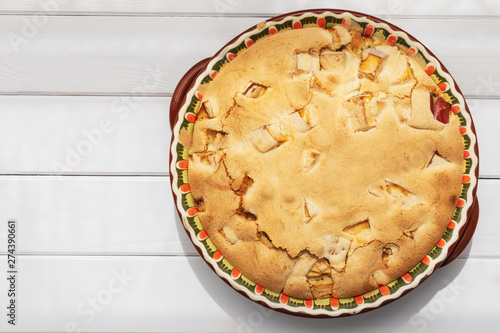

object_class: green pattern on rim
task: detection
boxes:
[170,11,478,316]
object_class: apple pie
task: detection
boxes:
[187,25,463,299]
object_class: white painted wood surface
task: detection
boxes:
[0,256,498,332]
[0,1,498,332]
[0,96,171,175]
[0,16,500,97]
[0,0,499,17]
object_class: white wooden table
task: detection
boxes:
[0,1,499,332]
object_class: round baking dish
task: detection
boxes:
[169,9,479,317]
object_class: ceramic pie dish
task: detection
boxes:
[169,9,479,317]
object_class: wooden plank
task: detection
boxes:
[470,99,500,178]
[0,16,500,96]
[0,256,498,332]
[0,176,190,255]
[0,176,496,258]
[0,0,498,17]
[0,96,171,174]
[0,96,497,177]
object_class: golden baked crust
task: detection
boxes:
[188,26,463,299]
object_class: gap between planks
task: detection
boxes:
[0,12,499,20]
[0,174,498,180]
[0,254,496,260]
[0,92,499,99]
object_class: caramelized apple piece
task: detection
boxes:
[205,129,227,150]
[191,152,216,166]
[306,259,331,278]
[296,52,319,73]
[408,89,445,130]
[328,25,352,50]
[221,225,239,244]
[432,97,451,124]
[369,181,420,206]
[298,108,312,126]
[285,111,311,132]
[235,174,254,196]
[298,103,318,128]
[307,275,333,298]
[257,231,274,249]
[303,150,320,171]
[197,104,210,119]
[361,95,377,126]
[243,82,267,98]
[344,220,371,244]
[265,123,288,143]
[303,199,319,223]
[360,49,387,80]
[323,235,351,271]
[386,181,412,197]
[319,50,346,71]
[427,151,450,168]
[248,126,280,153]
[200,100,216,118]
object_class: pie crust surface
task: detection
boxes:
[187,26,463,299]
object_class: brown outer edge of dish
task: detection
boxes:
[168,8,480,317]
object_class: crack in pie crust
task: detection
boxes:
[187,26,463,299]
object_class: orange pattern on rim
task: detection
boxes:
[255,285,264,295]
[185,113,197,123]
[245,38,255,47]
[197,230,208,241]
[379,285,390,296]
[437,239,446,248]
[402,273,412,283]
[317,17,326,28]
[364,24,374,37]
[213,250,223,261]
[438,82,448,91]
[177,161,189,169]
[341,18,351,29]
[406,47,416,57]
[179,184,190,193]
[425,65,435,75]
[330,297,339,309]
[386,35,397,45]
[187,207,198,217]
[231,268,241,279]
